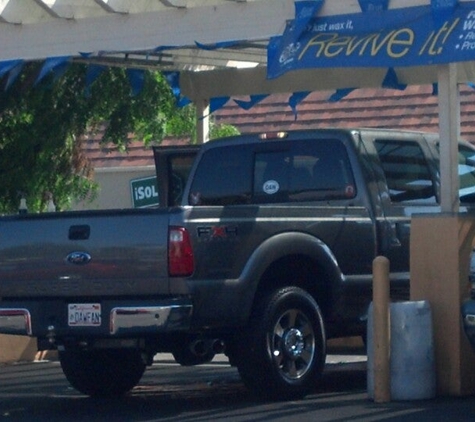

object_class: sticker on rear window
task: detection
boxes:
[263,180,279,195]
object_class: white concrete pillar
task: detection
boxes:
[195,99,210,144]
[437,63,460,213]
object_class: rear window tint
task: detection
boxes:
[188,139,356,206]
[253,139,356,203]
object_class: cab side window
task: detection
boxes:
[451,144,475,203]
[375,140,436,203]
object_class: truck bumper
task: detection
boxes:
[0,298,193,338]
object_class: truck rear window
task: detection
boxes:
[253,140,355,203]
[188,139,356,206]
[189,145,253,206]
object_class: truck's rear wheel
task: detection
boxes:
[59,349,146,397]
[236,286,326,400]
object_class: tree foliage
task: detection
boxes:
[0,62,237,214]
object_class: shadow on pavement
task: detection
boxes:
[0,343,474,422]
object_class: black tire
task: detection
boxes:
[59,349,146,397]
[235,286,326,400]
[172,347,215,366]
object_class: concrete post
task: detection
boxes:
[410,214,475,395]
[372,256,391,403]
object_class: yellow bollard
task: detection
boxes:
[372,256,391,403]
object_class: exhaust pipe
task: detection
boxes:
[190,338,225,356]
[190,339,207,357]
[211,339,225,354]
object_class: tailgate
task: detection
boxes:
[0,209,170,297]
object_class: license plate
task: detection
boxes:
[68,303,101,327]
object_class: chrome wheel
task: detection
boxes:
[270,308,316,381]
[235,286,326,400]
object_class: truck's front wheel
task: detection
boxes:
[59,349,146,397]
[236,286,326,400]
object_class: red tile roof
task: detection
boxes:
[82,132,188,168]
[215,84,475,138]
[84,84,475,168]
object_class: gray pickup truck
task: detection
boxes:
[1,128,475,400]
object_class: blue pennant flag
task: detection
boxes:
[382,68,407,90]
[177,96,192,108]
[50,61,70,84]
[164,71,191,107]
[35,56,71,86]
[210,96,230,114]
[288,91,310,120]
[358,0,389,12]
[195,40,240,50]
[164,71,181,99]
[154,45,181,52]
[328,88,356,102]
[293,1,324,40]
[234,94,268,110]
[431,0,459,28]
[0,60,23,78]
[84,64,107,97]
[127,69,145,96]
[5,61,24,90]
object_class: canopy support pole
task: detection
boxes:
[410,64,475,397]
[438,63,460,213]
[195,98,210,144]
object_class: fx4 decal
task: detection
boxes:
[196,225,238,241]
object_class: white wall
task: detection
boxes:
[73,166,156,210]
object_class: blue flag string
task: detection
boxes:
[5,62,24,90]
[127,69,145,96]
[234,94,268,110]
[35,56,71,86]
[328,88,356,102]
[382,68,407,90]
[289,91,311,120]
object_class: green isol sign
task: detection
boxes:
[130,176,159,208]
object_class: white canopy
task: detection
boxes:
[0,0,473,100]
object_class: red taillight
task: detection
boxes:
[168,227,194,277]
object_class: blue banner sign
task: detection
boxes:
[267,2,475,79]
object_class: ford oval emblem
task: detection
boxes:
[66,251,92,265]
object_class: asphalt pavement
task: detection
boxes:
[0,344,473,421]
